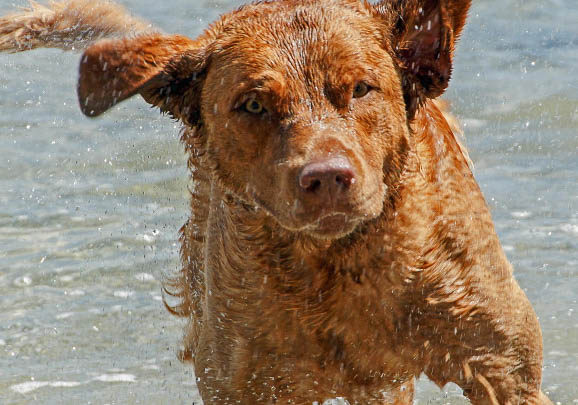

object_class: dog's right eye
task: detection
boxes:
[242,99,266,114]
[352,82,371,98]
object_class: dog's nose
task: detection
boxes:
[299,157,355,194]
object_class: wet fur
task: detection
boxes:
[0,1,553,404]
[0,0,153,52]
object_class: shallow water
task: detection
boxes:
[0,0,576,404]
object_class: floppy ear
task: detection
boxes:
[374,0,471,116]
[78,33,209,126]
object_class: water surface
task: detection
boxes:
[1,0,576,403]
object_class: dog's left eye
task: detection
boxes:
[352,82,371,98]
[243,99,266,114]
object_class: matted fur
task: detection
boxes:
[0,1,554,404]
[0,0,154,52]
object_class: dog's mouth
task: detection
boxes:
[244,184,384,239]
[251,198,364,239]
[305,212,352,233]
[302,213,359,238]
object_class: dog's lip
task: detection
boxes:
[246,187,383,235]
[302,212,357,233]
[295,188,384,227]
[315,212,348,224]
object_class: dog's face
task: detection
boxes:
[77,0,471,239]
[201,2,408,238]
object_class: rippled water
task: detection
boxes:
[1,0,576,403]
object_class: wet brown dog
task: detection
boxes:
[1,0,553,404]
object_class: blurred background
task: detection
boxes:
[0,0,576,403]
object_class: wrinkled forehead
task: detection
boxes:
[209,2,389,87]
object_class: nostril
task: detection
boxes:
[299,170,321,192]
[305,178,321,193]
[335,171,354,188]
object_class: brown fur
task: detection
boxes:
[0,1,554,404]
[0,0,153,52]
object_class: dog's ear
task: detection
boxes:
[374,0,471,115]
[78,34,209,126]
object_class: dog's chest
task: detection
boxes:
[301,258,421,382]
[205,212,421,384]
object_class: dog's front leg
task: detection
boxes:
[416,277,553,405]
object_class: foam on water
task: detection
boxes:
[10,373,137,395]
[135,272,155,282]
[113,290,134,298]
[93,373,137,383]
[11,381,83,394]
[560,224,578,235]
[511,210,532,219]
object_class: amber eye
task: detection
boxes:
[352,82,370,98]
[243,99,265,114]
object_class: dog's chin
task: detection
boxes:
[300,213,362,240]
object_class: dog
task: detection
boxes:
[0,0,554,403]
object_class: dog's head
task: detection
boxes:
[78,0,470,239]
